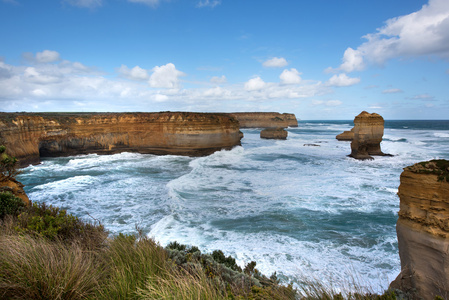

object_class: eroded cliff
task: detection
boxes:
[391,160,449,299]
[347,111,388,159]
[228,112,298,128]
[0,112,241,167]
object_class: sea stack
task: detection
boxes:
[390,160,449,299]
[348,111,386,160]
[260,127,288,140]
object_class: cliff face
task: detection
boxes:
[0,112,241,167]
[391,160,449,299]
[348,111,387,159]
[0,178,30,205]
[260,127,288,140]
[228,112,298,128]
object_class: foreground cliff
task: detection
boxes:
[345,111,388,159]
[0,112,241,167]
[228,112,298,128]
[391,160,449,299]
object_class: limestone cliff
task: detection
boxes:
[0,112,241,167]
[228,112,298,128]
[348,111,388,159]
[260,127,288,140]
[336,129,354,141]
[0,178,30,205]
[390,160,449,299]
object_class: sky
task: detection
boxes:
[0,0,448,120]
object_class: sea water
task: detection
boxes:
[17,120,449,292]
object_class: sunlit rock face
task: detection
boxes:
[348,111,386,160]
[0,112,241,167]
[390,160,449,299]
[336,129,354,141]
[260,127,288,140]
[0,178,30,205]
[228,112,298,128]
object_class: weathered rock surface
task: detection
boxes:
[390,160,449,299]
[260,127,288,140]
[348,111,388,159]
[0,178,30,205]
[0,112,241,167]
[336,129,354,141]
[228,112,298,128]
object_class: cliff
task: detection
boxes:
[348,111,388,159]
[260,127,288,140]
[228,112,298,128]
[390,160,449,299]
[0,112,241,167]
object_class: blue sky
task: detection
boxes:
[0,0,448,119]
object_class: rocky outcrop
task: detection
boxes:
[228,113,298,128]
[336,129,354,141]
[390,160,449,299]
[347,111,388,160]
[0,112,241,167]
[260,128,288,140]
[0,179,30,205]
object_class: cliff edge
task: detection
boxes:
[228,112,298,128]
[390,160,449,299]
[0,112,241,167]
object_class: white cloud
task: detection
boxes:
[128,0,160,7]
[149,63,185,89]
[312,100,342,107]
[382,88,403,94]
[197,0,221,8]
[23,67,62,84]
[64,0,102,8]
[334,0,449,72]
[210,75,227,84]
[262,57,288,68]
[118,65,149,81]
[327,73,360,87]
[244,76,266,91]
[35,50,61,63]
[279,68,301,84]
[203,86,231,97]
[411,93,435,100]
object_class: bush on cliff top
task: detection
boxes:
[410,159,449,182]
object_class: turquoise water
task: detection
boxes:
[18,120,449,292]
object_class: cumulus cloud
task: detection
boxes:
[262,57,288,68]
[128,0,160,7]
[118,65,149,81]
[244,76,266,91]
[382,88,403,94]
[149,63,185,89]
[64,0,102,8]
[327,73,360,87]
[35,50,61,63]
[312,100,343,107]
[210,75,227,84]
[203,86,231,97]
[280,68,301,84]
[197,0,221,8]
[333,0,449,72]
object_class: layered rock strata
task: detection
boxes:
[391,160,449,299]
[228,112,298,128]
[260,128,288,140]
[348,111,388,159]
[0,112,241,167]
[336,129,354,141]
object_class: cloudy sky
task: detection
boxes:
[1,0,448,119]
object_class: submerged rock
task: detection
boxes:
[390,160,449,299]
[260,127,288,140]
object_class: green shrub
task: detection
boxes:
[0,191,25,219]
[0,145,21,181]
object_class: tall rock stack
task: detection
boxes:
[390,160,449,299]
[349,111,386,159]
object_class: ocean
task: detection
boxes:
[17,120,449,293]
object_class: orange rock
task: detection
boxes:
[0,178,30,205]
[348,111,388,159]
[0,112,241,167]
[228,112,298,128]
[260,127,288,140]
[336,129,354,141]
[390,160,449,299]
